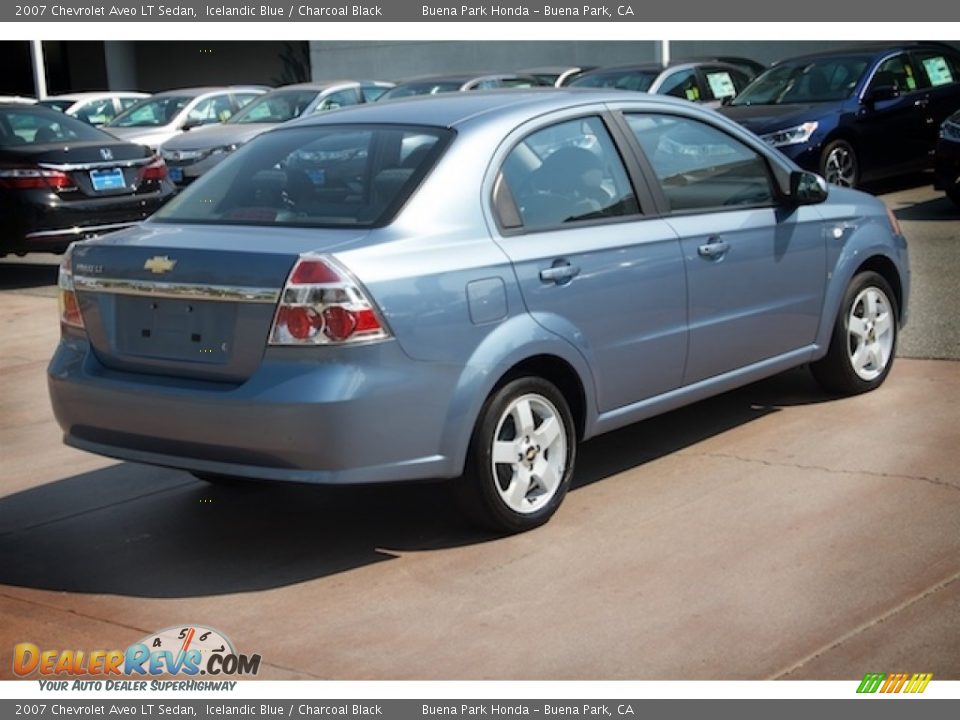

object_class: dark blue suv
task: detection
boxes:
[719,43,960,187]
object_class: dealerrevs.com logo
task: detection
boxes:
[13,625,261,680]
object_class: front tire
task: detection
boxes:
[454,377,576,533]
[820,139,859,188]
[811,271,898,395]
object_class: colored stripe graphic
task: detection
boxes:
[857,672,932,693]
[857,673,886,693]
[904,673,933,694]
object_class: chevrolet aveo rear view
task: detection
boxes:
[48,90,910,533]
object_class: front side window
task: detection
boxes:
[109,96,191,128]
[152,124,451,228]
[658,69,700,101]
[187,95,233,125]
[315,89,360,112]
[73,98,117,125]
[231,90,319,124]
[869,54,919,94]
[497,116,639,231]
[626,114,775,212]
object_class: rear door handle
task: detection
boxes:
[698,238,730,259]
[539,263,581,284]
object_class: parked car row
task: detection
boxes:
[2,42,958,258]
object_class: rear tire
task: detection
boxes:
[946,181,960,209]
[811,271,898,395]
[454,377,576,533]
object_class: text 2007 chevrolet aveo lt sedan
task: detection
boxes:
[49,90,910,533]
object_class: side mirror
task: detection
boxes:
[720,95,734,107]
[180,119,201,131]
[789,170,828,205]
[865,84,899,104]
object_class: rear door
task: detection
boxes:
[491,113,688,413]
[909,48,960,154]
[858,52,931,175]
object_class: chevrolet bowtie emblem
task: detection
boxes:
[144,256,177,274]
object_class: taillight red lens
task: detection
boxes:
[290,259,341,285]
[269,255,389,346]
[322,306,357,341]
[139,157,168,181]
[0,167,74,190]
[57,244,85,331]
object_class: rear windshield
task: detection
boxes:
[152,124,452,228]
[0,106,116,146]
[569,69,659,92]
[380,81,464,100]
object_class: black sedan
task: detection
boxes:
[0,103,175,256]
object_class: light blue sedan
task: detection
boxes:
[49,90,909,533]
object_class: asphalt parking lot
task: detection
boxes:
[0,180,958,680]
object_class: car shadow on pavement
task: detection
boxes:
[891,194,960,222]
[0,261,59,290]
[0,367,837,599]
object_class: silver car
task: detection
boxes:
[160,81,393,187]
[39,92,150,127]
[49,90,909,533]
[570,61,754,107]
[104,86,267,150]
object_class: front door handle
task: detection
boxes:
[539,263,581,284]
[698,238,730,259]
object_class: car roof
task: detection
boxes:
[43,91,148,101]
[772,42,960,65]
[283,87,700,130]
[261,81,389,93]
[149,86,265,98]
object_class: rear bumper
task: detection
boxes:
[0,186,174,254]
[48,336,464,483]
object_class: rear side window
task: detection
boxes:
[152,124,451,228]
[702,68,746,101]
[626,114,774,213]
[912,52,958,87]
[496,116,640,231]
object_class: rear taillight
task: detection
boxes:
[0,167,75,190]
[139,156,168,181]
[58,244,85,331]
[269,256,389,346]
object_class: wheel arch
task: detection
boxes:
[854,254,904,322]
[440,315,598,478]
